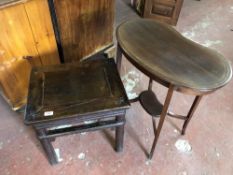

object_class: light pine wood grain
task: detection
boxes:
[0,0,60,109]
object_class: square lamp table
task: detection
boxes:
[24,59,130,165]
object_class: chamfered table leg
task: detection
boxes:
[116,44,123,72]
[115,115,125,152]
[181,95,203,135]
[149,85,174,159]
[35,128,58,165]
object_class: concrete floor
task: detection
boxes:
[0,0,233,174]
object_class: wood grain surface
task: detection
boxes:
[24,0,60,65]
[117,19,232,95]
[143,0,184,25]
[25,59,129,124]
[0,0,60,109]
[53,0,114,62]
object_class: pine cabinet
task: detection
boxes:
[0,0,60,109]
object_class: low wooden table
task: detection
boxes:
[24,59,130,165]
[116,19,232,159]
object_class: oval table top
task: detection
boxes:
[116,19,232,95]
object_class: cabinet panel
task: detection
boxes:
[144,0,184,25]
[0,1,60,109]
[54,0,114,62]
[24,0,60,65]
[0,4,41,109]
[0,4,42,65]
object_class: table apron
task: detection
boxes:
[33,109,127,129]
[38,119,125,139]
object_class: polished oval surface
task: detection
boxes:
[117,19,232,93]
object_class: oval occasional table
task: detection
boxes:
[116,19,232,159]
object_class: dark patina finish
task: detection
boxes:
[25,58,130,165]
[116,19,232,159]
[117,19,232,95]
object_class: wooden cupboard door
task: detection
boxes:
[143,0,184,25]
[24,0,60,65]
[0,1,60,110]
[0,4,41,109]
[53,0,114,62]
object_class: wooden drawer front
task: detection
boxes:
[143,0,183,25]
[152,3,174,17]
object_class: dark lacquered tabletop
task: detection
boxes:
[25,59,130,124]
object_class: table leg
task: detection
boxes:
[181,96,202,135]
[148,78,153,91]
[35,128,58,165]
[116,44,123,72]
[49,137,56,142]
[115,115,125,152]
[152,117,157,135]
[149,85,174,159]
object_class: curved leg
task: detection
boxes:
[181,96,202,135]
[149,85,174,159]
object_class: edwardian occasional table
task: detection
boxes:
[116,19,232,159]
[24,59,130,165]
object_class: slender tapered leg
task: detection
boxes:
[116,44,123,72]
[152,117,157,135]
[35,128,58,165]
[149,85,174,159]
[181,96,203,135]
[148,78,153,91]
[115,115,125,152]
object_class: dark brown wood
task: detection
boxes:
[25,59,130,165]
[116,19,232,160]
[35,128,58,165]
[167,111,186,120]
[152,117,156,135]
[128,97,139,103]
[143,0,184,25]
[116,44,123,72]
[181,96,203,135]
[139,90,163,117]
[149,85,174,159]
[115,115,125,152]
[139,91,202,135]
[116,19,232,95]
[25,59,129,124]
[148,78,153,91]
[40,119,125,139]
[33,109,127,129]
[53,0,115,62]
